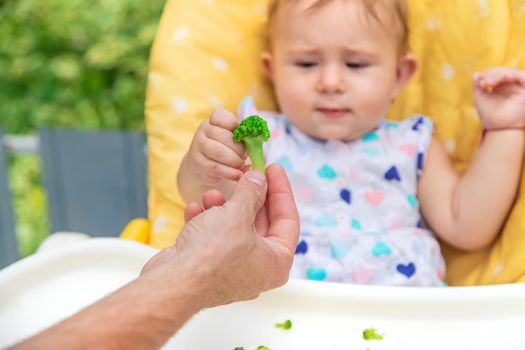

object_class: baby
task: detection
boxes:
[178,0,525,286]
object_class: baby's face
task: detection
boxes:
[263,0,412,141]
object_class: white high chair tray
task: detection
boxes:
[0,238,157,348]
[0,238,524,350]
[169,280,525,350]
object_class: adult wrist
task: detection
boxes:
[142,254,208,317]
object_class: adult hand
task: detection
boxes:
[143,163,299,308]
[13,164,298,350]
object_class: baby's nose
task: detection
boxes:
[317,65,346,93]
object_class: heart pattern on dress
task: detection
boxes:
[364,192,385,207]
[307,267,328,281]
[396,262,416,278]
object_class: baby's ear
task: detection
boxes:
[261,51,274,79]
[393,53,418,97]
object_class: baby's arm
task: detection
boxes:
[177,109,247,204]
[418,68,525,251]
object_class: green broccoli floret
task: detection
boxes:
[233,347,246,350]
[233,115,270,172]
[255,346,271,350]
[363,328,384,340]
[275,319,293,330]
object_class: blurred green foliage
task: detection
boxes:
[8,155,48,257]
[0,0,165,132]
[0,0,165,255]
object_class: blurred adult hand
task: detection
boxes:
[142,163,300,308]
[13,164,299,350]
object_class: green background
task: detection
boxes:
[0,0,166,256]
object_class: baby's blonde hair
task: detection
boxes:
[266,0,409,55]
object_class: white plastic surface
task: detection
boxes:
[168,281,525,349]
[0,238,157,348]
[36,231,91,253]
[1,238,525,349]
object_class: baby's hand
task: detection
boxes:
[473,67,525,130]
[186,109,247,185]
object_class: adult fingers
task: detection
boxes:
[226,170,268,226]
[254,202,269,237]
[202,189,226,209]
[264,164,300,253]
[184,202,203,223]
[184,191,225,224]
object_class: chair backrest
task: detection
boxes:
[39,128,147,237]
[0,129,19,269]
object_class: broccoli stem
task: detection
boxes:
[243,136,266,172]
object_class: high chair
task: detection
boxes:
[145,0,525,286]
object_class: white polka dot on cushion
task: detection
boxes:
[209,95,222,108]
[517,2,525,13]
[153,216,168,233]
[172,27,189,44]
[148,72,160,89]
[425,19,440,31]
[441,64,455,81]
[171,98,188,114]
[466,106,479,121]
[493,262,504,276]
[478,0,490,18]
[213,57,229,71]
[148,133,162,149]
[255,5,266,15]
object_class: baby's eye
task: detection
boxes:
[295,61,317,68]
[346,62,368,69]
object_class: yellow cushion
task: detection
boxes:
[387,1,525,285]
[145,0,275,248]
[145,0,525,285]
[119,218,151,244]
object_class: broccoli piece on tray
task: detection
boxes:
[363,328,384,340]
[275,319,293,330]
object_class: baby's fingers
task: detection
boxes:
[201,140,245,180]
[475,67,523,92]
[200,157,244,181]
[205,124,246,158]
[209,108,239,131]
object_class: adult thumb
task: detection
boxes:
[228,170,268,223]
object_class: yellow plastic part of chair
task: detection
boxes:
[119,218,151,244]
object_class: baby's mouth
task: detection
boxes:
[316,108,351,119]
